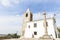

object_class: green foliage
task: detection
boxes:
[57,27,60,38]
[11,33,20,38]
[58,33,60,38]
[7,33,20,38]
[0,33,20,39]
[57,28,60,32]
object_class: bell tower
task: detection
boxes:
[21,8,33,37]
[23,8,33,22]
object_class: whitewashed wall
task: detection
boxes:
[24,18,56,38]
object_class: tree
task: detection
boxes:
[57,27,60,38]
[57,28,60,32]
[11,33,20,38]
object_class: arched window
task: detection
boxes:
[26,13,28,17]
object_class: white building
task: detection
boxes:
[21,9,57,39]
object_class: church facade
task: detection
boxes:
[21,9,57,39]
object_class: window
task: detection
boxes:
[26,13,28,17]
[34,31,37,35]
[28,25,30,28]
[34,23,37,27]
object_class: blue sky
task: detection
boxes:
[0,0,60,35]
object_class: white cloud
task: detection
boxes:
[10,0,20,4]
[0,15,23,34]
[0,0,20,7]
[33,12,60,27]
[33,12,42,20]
[0,0,60,7]
[0,11,60,34]
[19,0,60,4]
[0,0,60,35]
[33,12,55,20]
[0,0,10,7]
